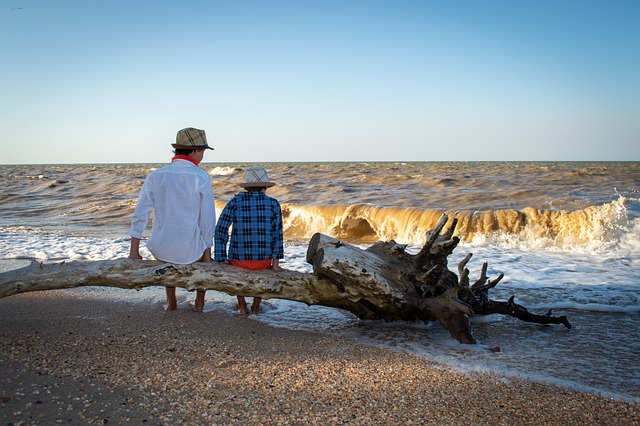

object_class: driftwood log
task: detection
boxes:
[0,215,570,344]
[306,214,571,343]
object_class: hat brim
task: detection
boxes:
[239,182,276,188]
[172,144,214,150]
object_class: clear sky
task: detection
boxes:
[1,0,639,164]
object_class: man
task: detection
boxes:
[129,127,215,312]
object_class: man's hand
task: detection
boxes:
[201,248,213,262]
[129,237,143,260]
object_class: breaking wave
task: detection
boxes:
[279,197,635,252]
[209,166,241,176]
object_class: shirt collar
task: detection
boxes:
[171,154,198,166]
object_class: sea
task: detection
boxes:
[0,161,638,402]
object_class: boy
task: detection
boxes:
[214,166,284,314]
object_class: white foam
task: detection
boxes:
[209,166,240,176]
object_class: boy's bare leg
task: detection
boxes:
[237,296,249,315]
[165,286,177,311]
[251,297,262,314]
[189,290,206,313]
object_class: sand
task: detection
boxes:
[0,287,638,426]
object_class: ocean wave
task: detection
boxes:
[537,302,640,313]
[280,197,635,252]
[209,166,241,176]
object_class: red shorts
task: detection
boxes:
[230,259,272,271]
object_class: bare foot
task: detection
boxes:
[237,296,249,315]
[250,304,260,314]
[165,287,177,311]
[188,301,204,313]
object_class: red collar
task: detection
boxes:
[171,155,198,166]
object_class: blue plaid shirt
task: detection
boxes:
[214,191,284,262]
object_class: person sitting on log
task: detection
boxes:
[129,127,216,312]
[214,166,285,315]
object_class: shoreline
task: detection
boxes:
[1,287,638,425]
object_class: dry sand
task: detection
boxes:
[0,288,638,426]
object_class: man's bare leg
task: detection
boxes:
[189,290,206,313]
[165,286,177,311]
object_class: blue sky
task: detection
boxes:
[1,0,638,164]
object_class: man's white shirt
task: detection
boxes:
[130,159,215,264]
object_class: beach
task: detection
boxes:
[1,162,639,424]
[1,286,638,425]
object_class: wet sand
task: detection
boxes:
[0,286,638,426]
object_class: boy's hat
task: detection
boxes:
[239,166,276,188]
[172,127,214,150]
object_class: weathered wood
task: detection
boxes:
[0,260,338,304]
[0,215,571,344]
[307,222,478,342]
[305,215,570,343]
